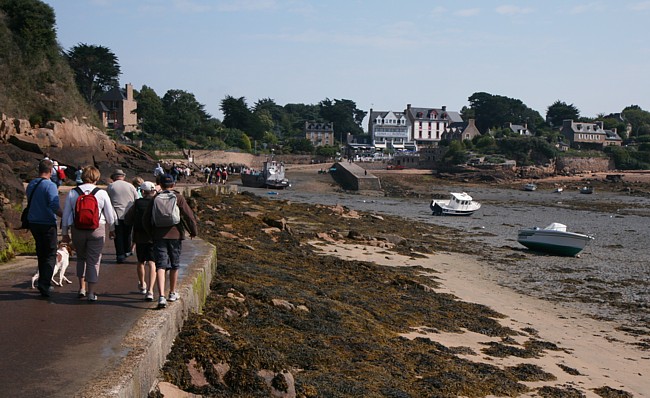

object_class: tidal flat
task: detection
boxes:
[158,170,649,397]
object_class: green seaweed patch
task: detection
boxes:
[592,385,634,398]
[537,385,586,398]
[557,363,582,376]
[506,363,556,382]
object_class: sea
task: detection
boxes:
[246,183,650,330]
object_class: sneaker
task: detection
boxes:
[138,282,147,294]
[157,296,167,308]
[125,251,133,257]
[145,291,154,301]
[77,289,86,298]
[168,292,179,302]
[87,294,98,302]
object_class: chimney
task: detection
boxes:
[126,83,133,100]
[441,105,446,111]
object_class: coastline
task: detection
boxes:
[158,165,650,396]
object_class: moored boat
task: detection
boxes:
[580,186,594,194]
[430,192,481,216]
[517,223,594,256]
[241,159,290,189]
[523,182,537,191]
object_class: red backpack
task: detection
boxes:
[56,166,66,181]
[74,187,101,230]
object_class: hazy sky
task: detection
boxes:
[45,0,650,125]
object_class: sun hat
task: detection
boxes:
[111,169,126,179]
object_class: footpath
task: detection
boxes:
[0,231,216,397]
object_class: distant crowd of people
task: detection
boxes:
[24,157,198,309]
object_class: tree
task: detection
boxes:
[66,43,121,103]
[622,105,650,138]
[546,100,580,128]
[468,92,544,134]
[135,85,165,133]
[0,0,56,56]
[161,89,210,143]
[220,95,252,132]
[319,98,366,140]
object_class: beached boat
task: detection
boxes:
[240,159,290,189]
[517,223,594,256]
[523,183,537,191]
[430,192,481,216]
[580,186,594,194]
[554,187,564,193]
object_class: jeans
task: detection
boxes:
[29,223,58,289]
[114,221,133,259]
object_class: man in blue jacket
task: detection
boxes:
[26,159,62,297]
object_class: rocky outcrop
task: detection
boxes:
[0,114,155,262]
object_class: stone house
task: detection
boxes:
[441,119,481,142]
[95,83,138,132]
[507,122,531,136]
[305,121,334,147]
[560,119,622,149]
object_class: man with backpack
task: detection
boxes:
[61,166,117,302]
[107,169,139,264]
[143,174,198,308]
[124,181,158,301]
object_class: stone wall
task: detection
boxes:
[556,156,614,174]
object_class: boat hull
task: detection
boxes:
[517,229,592,256]
[240,173,267,188]
[430,201,480,216]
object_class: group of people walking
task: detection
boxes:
[25,159,198,308]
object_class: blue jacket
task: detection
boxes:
[26,178,60,226]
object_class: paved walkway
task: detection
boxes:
[0,233,215,397]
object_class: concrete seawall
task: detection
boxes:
[79,239,217,397]
[331,162,381,191]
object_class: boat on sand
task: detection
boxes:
[517,223,594,256]
[241,159,290,189]
[430,192,481,216]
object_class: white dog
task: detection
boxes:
[31,244,73,288]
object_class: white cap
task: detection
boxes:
[140,181,156,191]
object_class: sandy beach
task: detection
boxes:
[310,240,649,396]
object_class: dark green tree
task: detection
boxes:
[546,100,580,128]
[66,43,121,103]
[161,89,210,143]
[0,0,56,56]
[622,105,650,138]
[135,85,165,133]
[319,98,366,140]
[468,92,544,134]
[220,95,252,132]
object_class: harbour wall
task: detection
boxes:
[331,161,381,191]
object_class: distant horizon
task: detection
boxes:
[45,0,650,125]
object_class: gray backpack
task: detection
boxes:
[151,191,181,227]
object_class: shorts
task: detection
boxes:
[136,242,155,263]
[153,239,182,270]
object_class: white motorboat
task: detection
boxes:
[430,192,481,216]
[517,223,594,256]
[523,183,537,191]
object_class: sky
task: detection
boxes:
[45,0,650,127]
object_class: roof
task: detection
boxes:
[450,192,474,201]
[98,86,126,101]
[406,106,463,123]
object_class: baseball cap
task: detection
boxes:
[140,181,156,191]
[160,174,174,186]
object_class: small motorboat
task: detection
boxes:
[430,192,481,216]
[554,186,564,193]
[580,186,594,194]
[517,223,594,256]
[523,183,537,191]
